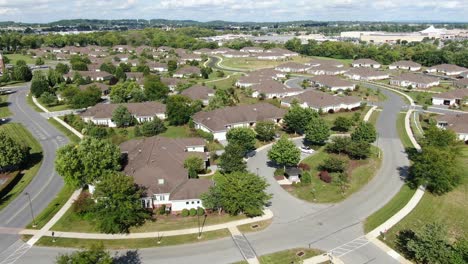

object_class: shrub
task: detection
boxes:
[298,163,311,171]
[319,171,332,183]
[319,156,347,173]
[274,168,285,176]
[72,192,94,215]
[181,209,189,217]
[87,126,108,139]
[189,208,197,216]
[301,171,312,184]
[197,207,205,216]
[158,204,166,215]
[195,129,214,141]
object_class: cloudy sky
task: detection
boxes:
[1,0,467,23]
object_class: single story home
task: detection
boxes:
[305,59,344,68]
[173,66,202,78]
[120,137,213,212]
[351,59,381,69]
[307,65,348,76]
[235,69,285,88]
[435,114,468,142]
[64,71,113,82]
[389,60,422,71]
[344,68,389,81]
[426,64,468,76]
[390,73,440,89]
[251,79,304,99]
[432,89,468,106]
[161,77,187,92]
[80,101,166,127]
[193,103,286,141]
[79,83,110,96]
[311,76,356,91]
[240,47,264,53]
[256,52,287,60]
[180,85,215,105]
[281,90,362,113]
[125,72,144,82]
[223,50,250,58]
[454,78,468,89]
[193,48,213,55]
[275,62,310,73]
[147,61,168,72]
[266,48,298,57]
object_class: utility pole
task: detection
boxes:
[24,192,36,227]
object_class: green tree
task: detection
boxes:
[111,105,134,127]
[13,63,32,82]
[319,156,347,172]
[55,63,70,75]
[218,143,247,174]
[144,75,169,100]
[422,125,458,149]
[39,92,57,106]
[226,127,256,155]
[268,135,301,169]
[70,85,102,108]
[203,171,271,217]
[305,117,330,145]
[168,60,177,72]
[30,72,50,97]
[99,62,116,74]
[0,131,29,170]
[184,155,205,178]
[346,141,371,160]
[56,244,112,264]
[166,95,202,126]
[301,171,312,185]
[351,122,377,143]
[93,172,150,234]
[71,61,88,71]
[55,138,121,188]
[409,146,461,194]
[254,120,276,142]
[283,104,318,134]
[140,117,166,137]
[333,116,353,132]
[35,57,45,66]
[114,66,126,81]
[326,136,351,154]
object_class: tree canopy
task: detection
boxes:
[111,105,134,127]
[56,244,113,264]
[254,120,276,142]
[268,135,301,168]
[184,155,205,178]
[305,116,330,145]
[351,122,377,143]
[139,117,166,137]
[226,127,256,155]
[283,104,318,134]
[218,143,247,174]
[166,95,202,126]
[0,131,29,170]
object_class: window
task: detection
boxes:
[186,202,189,205]
[191,201,194,204]
[197,201,200,204]
[158,179,164,185]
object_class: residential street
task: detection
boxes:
[0,86,68,261]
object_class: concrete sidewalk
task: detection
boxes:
[20,209,273,240]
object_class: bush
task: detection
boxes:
[195,129,214,141]
[301,171,312,184]
[274,168,285,176]
[298,162,311,171]
[197,207,205,216]
[158,204,166,215]
[319,156,347,173]
[72,192,94,215]
[87,126,108,139]
[189,208,197,216]
[181,209,189,217]
[319,171,332,183]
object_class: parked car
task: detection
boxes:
[300,146,314,154]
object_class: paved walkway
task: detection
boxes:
[363,105,378,122]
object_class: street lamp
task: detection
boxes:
[24,192,36,227]
[197,212,208,239]
[256,167,259,176]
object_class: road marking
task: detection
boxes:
[0,242,31,264]
[329,236,370,258]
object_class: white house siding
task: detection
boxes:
[330,85,355,91]
[171,199,204,212]
[186,146,205,152]
[457,133,468,141]
[432,97,455,106]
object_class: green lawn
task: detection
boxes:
[36,229,230,249]
[47,118,81,144]
[237,219,272,234]
[286,146,382,203]
[0,123,43,211]
[160,125,192,138]
[351,87,387,102]
[205,74,239,90]
[368,110,381,126]
[26,93,44,112]
[0,94,12,118]
[44,103,73,112]
[310,56,353,65]
[221,56,311,70]
[322,107,369,128]
[404,91,433,106]
[364,184,416,233]
[27,184,75,229]
[383,146,468,249]
[396,113,413,149]
[4,54,35,64]
[410,112,424,141]
[234,248,324,264]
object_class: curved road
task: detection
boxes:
[0,86,68,261]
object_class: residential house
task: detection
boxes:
[426,64,468,76]
[64,71,113,82]
[180,85,215,105]
[147,61,168,72]
[113,45,133,53]
[173,66,202,78]
[256,52,287,60]
[240,47,264,53]
[266,48,298,57]
[235,69,285,88]
[211,48,234,54]
[120,136,213,211]
[193,103,286,140]
[389,60,422,71]
[432,89,468,106]
[223,50,250,58]
[79,83,110,96]
[310,76,356,91]
[161,77,187,92]
[307,65,349,76]
[125,72,144,82]
[157,46,173,52]
[435,114,468,141]
[390,73,440,88]
[454,78,468,89]
[251,79,304,99]
[275,62,310,73]
[179,53,203,64]
[80,101,166,127]
[193,48,213,55]
[344,68,389,81]
[305,59,344,68]
[351,59,381,69]
[281,90,362,113]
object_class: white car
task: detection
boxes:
[300,146,314,154]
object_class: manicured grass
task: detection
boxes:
[4,54,35,64]
[205,74,239,90]
[221,56,311,70]
[310,56,353,65]
[322,107,369,128]
[0,123,43,211]
[351,87,387,102]
[36,229,231,249]
[364,184,416,233]
[0,94,12,118]
[27,184,75,229]
[383,147,468,249]
[286,146,382,203]
[26,93,44,112]
[52,204,246,233]
[396,113,413,149]
[44,103,73,112]
[232,248,323,264]
[160,125,192,138]
[47,118,81,143]
[410,112,424,141]
[237,219,272,234]
[368,110,381,126]
[404,91,433,106]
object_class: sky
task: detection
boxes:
[0,0,467,23]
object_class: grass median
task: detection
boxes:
[47,118,81,143]
[36,229,230,249]
[234,248,324,264]
[0,94,12,118]
[396,113,413,149]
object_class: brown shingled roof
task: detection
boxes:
[81,101,166,119]
[181,85,214,101]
